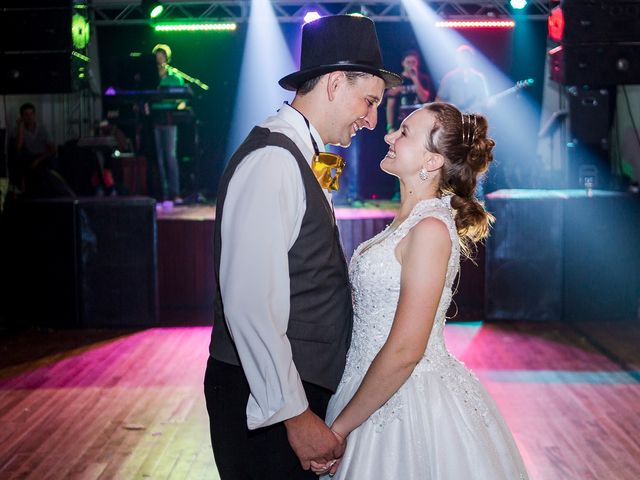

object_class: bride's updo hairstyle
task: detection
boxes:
[423,102,495,253]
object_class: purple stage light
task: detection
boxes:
[303,11,321,24]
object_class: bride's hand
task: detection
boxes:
[310,458,339,476]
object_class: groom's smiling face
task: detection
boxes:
[327,72,385,148]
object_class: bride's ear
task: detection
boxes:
[425,152,445,171]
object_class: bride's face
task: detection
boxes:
[381,108,435,180]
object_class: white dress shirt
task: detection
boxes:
[219,103,332,429]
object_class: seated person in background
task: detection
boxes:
[10,103,58,194]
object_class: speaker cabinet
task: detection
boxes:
[0,52,81,95]
[549,2,640,85]
[563,196,640,321]
[2,8,72,52]
[485,191,640,322]
[485,194,564,321]
[550,43,640,86]
[558,1,640,45]
[3,197,158,327]
[567,87,612,144]
[0,2,88,94]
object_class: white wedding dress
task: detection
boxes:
[323,197,528,479]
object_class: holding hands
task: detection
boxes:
[284,409,346,475]
[310,428,346,476]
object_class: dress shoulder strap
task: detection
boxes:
[394,196,458,244]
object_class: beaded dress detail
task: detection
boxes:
[323,197,528,480]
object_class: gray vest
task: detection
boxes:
[210,126,353,392]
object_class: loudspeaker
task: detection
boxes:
[485,195,564,321]
[0,52,82,94]
[567,87,612,144]
[563,196,640,321]
[0,2,88,94]
[3,197,158,327]
[485,192,640,322]
[558,1,640,44]
[549,43,640,85]
[1,7,72,52]
[564,86,612,188]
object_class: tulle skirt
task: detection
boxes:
[323,363,529,480]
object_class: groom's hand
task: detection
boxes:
[284,408,346,470]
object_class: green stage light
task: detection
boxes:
[72,13,90,49]
[150,5,164,18]
[141,0,164,19]
[72,51,90,62]
[154,23,237,32]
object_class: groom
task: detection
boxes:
[204,15,400,479]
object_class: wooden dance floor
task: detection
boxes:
[1,318,638,479]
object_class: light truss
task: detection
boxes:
[92,1,552,26]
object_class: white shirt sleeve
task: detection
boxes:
[219,145,309,430]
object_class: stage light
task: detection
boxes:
[435,20,515,29]
[72,13,90,50]
[71,51,90,62]
[141,0,164,19]
[227,0,296,157]
[548,6,564,42]
[348,6,369,17]
[510,0,527,10]
[304,11,321,24]
[154,23,237,32]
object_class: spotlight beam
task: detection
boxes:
[226,0,296,157]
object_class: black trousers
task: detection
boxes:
[204,357,333,480]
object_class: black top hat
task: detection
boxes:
[279,15,402,91]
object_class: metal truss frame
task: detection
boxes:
[92,1,553,25]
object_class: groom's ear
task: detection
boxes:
[326,71,343,101]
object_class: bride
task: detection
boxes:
[313,103,529,479]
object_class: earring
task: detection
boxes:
[419,167,429,181]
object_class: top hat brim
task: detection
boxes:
[279,63,402,91]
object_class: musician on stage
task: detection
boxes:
[152,43,184,204]
[385,50,432,134]
[436,45,490,112]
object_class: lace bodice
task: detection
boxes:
[345,196,459,374]
[339,196,491,430]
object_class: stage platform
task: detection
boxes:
[155,202,397,309]
[156,202,485,319]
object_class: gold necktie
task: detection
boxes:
[311,152,346,191]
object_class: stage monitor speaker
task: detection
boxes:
[485,192,640,322]
[563,195,640,321]
[3,197,158,328]
[558,1,640,45]
[77,198,158,327]
[485,195,564,321]
[549,43,640,85]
